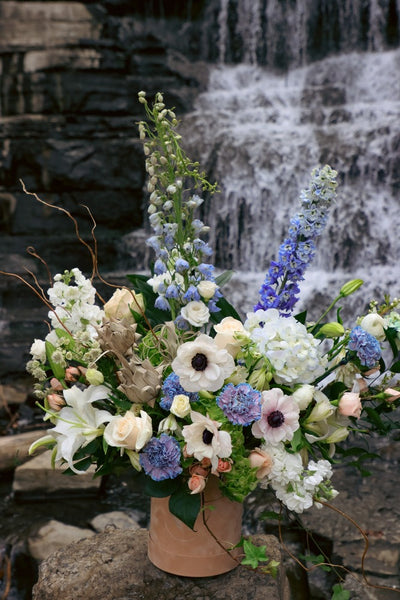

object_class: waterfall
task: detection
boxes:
[209,0,400,68]
[179,1,400,317]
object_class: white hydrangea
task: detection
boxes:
[244,308,327,384]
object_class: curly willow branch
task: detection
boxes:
[276,499,400,595]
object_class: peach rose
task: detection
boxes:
[214,317,245,357]
[188,474,207,494]
[338,392,362,418]
[248,448,273,479]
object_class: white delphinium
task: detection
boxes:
[245,309,327,384]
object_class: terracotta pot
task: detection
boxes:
[148,475,243,577]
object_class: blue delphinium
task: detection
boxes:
[347,326,382,368]
[216,383,262,426]
[139,434,183,481]
[139,93,221,327]
[160,373,199,411]
[255,165,338,316]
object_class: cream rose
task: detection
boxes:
[214,317,245,357]
[104,288,144,323]
[338,392,362,418]
[197,280,218,300]
[360,313,386,341]
[181,301,210,327]
[104,410,152,450]
[170,394,191,418]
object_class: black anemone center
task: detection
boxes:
[202,429,214,445]
[191,352,208,371]
[267,410,285,428]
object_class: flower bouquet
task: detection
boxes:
[26,92,399,576]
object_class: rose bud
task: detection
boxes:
[384,388,400,403]
[248,448,273,479]
[188,474,207,495]
[189,464,210,478]
[338,392,362,418]
[47,393,65,411]
[50,378,63,391]
[215,458,233,474]
[64,366,80,382]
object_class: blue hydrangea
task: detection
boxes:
[216,383,262,426]
[255,165,337,316]
[160,373,199,410]
[347,326,382,368]
[139,434,183,481]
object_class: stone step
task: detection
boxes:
[12,450,102,498]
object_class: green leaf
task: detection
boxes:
[294,310,307,325]
[168,487,201,530]
[389,360,400,373]
[290,427,305,452]
[241,539,269,569]
[45,340,65,380]
[385,326,400,357]
[299,552,332,572]
[142,475,181,498]
[215,270,235,287]
[331,583,350,600]
[260,510,282,521]
[126,273,171,326]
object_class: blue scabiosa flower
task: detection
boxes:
[347,326,382,367]
[216,383,262,426]
[255,165,338,316]
[139,434,183,481]
[160,373,199,411]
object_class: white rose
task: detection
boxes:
[214,317,245,357]
[170,394,191,418]
[360,313,386,341]
[30,339,46,362]
[181,301,210,327]
[103,410,152,451]
[292,384,315,410]
[197,280,218,300]
[104,288,144,323]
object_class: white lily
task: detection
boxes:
[49,385,112,474]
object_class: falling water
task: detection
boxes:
[180,0,400,316]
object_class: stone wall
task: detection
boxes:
[0,1,211,382]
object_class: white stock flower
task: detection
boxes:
[245,308,327,384]
[172,334,235,392]
[182,411,232,470]
[181,301,210,327]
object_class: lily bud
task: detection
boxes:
[318,322,345,338]
[339,279,364,297]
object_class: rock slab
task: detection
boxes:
[33,528,288,600]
